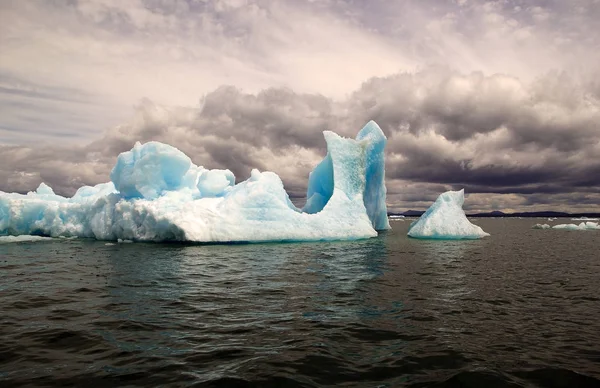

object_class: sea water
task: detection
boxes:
[1,218,599,387]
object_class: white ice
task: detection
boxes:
[407,189,489,239]
[0,235,53,243]
[0,121,391,243]
[552,222,599,231]
[532,224,551,229]
[389,215,405,222]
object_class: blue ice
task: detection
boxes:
[0,121,391,242]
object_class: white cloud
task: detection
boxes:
[0,0,415,143]
[2,0,599,145]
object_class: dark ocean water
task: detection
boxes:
[1,218,599,388]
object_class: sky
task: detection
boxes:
[1,0,599,212]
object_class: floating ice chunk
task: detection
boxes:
[0,121,391,243]
[407,189,489,239]
[585,221,600,230]
[389,215,405,222]
[0,235,53,243]
[532,224,551,229]
[571,217,599,221]
[553,222,599,231]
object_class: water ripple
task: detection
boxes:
[1,219,599,387]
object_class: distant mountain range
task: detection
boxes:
[389,210,600,218]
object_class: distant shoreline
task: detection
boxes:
[389,211,600,218]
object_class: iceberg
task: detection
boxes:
[0,235,54,244]
[552,222,599,231]
[0,121,390,243]
[571,217,599,222]
[389,215,405,222]
[532,224,551,229]
[407,189,489,239]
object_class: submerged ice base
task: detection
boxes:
[407,189,489,240]
[0,121,390,243]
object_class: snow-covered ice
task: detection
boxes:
[0,121,391,243]
[407,189,489,239]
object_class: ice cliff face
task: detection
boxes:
[0,121,390,243]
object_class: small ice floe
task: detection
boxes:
[532,224,551,229]
[553,222,599,231]
[389,215,405,221]
[0,235,53,243]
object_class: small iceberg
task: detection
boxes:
[532,224,551,229]
[553,222,599,231]
[571,217,599,222]
[389,215,405,221]
[407,189,489,239]
[0,235,53,244]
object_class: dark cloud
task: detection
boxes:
[198,86,334,150]
[1,69,599,212]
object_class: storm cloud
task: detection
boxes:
[2,68,599,212]
[1,1,599,212]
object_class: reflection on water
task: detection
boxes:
[416,239,479,301]
[102,244,189,358]
[299,237,390,321]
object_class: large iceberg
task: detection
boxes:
[407,189,489,239]
[0,121,391,243]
